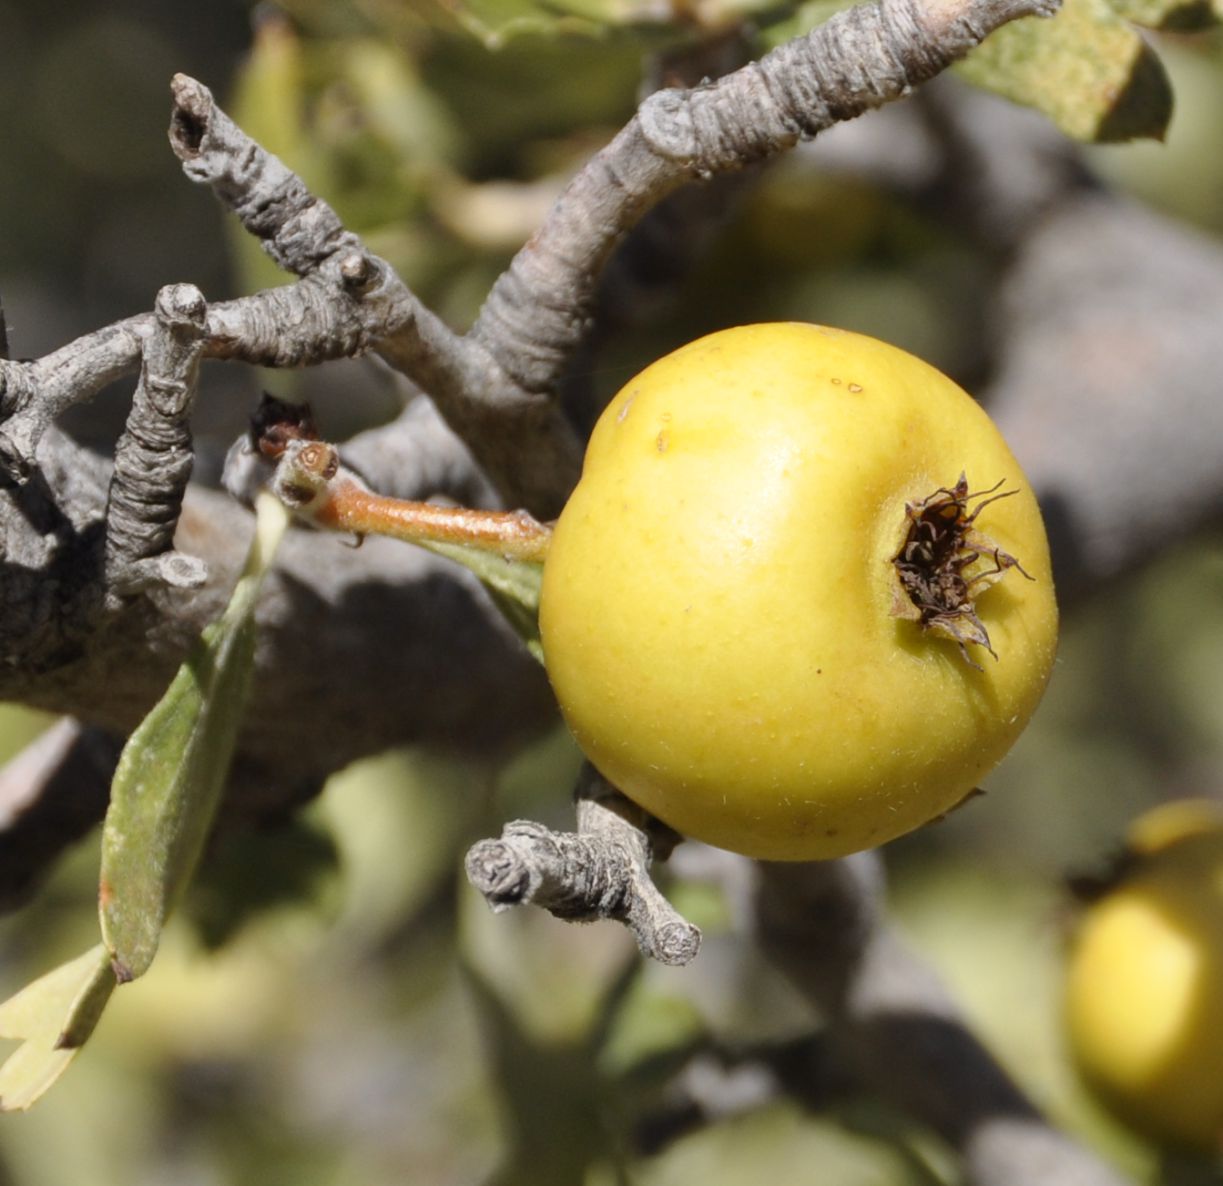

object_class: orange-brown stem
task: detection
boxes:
[274,439,554,561]
[317,478,553,563]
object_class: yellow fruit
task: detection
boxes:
[1065,803,1223,1152]
[538,323,1059,860]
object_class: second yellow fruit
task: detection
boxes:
[1065,801,1223,1152]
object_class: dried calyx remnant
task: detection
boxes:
[891,474,1031,667]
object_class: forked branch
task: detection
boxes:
[465,765,701,966]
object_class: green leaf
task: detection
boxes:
[426,0,783,45]
[99,495,290,983]
[228,14,316,298]
[756,0,857,49]
[0,945,114,1112]
[957,0,1173,142]
[423,540,544,662]
[435,0,600,46]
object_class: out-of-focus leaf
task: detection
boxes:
[98,495,290,983]
[1107,0,1219,28]
[957,0,1173,143]
[228,10,327,295]
[423,540,544,662]
[441,0,604,44]
[427,0,783,45]
[335,39,458,171]
[306,38,455,235]
[0,945,114,1111]
[230,10,312,175]
[756,0,855,48]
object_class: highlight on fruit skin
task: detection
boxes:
[1064,798,1223,1153]
[538,322,1060,861]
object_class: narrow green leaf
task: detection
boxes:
[99,495,290,982]
[422,540,544,662]
[957,0,1173,142]
[0,945,114,1112]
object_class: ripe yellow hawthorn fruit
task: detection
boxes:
[538,323,1059,860]
[1065,800,1223,1152]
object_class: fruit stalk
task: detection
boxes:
[271,438,553,562]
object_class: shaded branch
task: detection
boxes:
[752,858,1133,1186]
[0,718,121,911]
[988,190,1223,604]
[0,420,556,862]
[630,1034,844,1157]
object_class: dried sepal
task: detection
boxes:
[249,393,319,461]
[891,474,1033,669]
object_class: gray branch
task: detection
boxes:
[168,73,581,518]
[469,0,1059,401]
[170,74,364,279]
[465,765,701,966]
[0,718,121,911]
[0,319,148,482]
[4,0,1060,518]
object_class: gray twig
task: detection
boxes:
[0,319,148,483]
[170,73,365,280]
[465,765,701,966]
[167,73,581,517]
[104,283,209,597]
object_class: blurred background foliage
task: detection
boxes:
[1,0,1223,1183]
